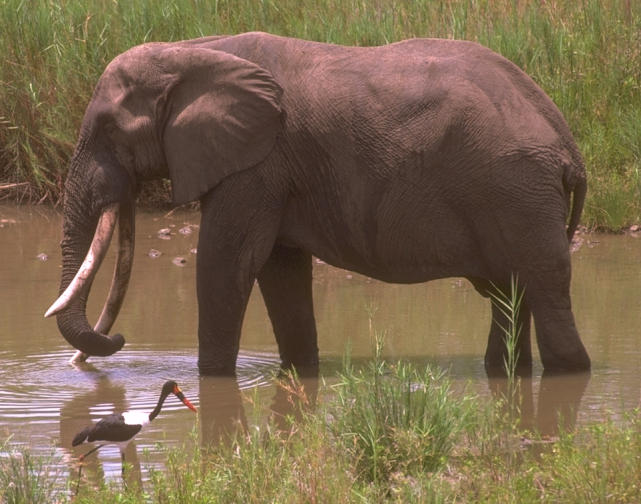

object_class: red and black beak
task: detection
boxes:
[173,385,197,412]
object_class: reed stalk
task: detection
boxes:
[489,275,525,384]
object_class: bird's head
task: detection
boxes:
[162,380,197,413]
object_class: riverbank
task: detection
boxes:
[3,358,640,503]
[1,0,639,229]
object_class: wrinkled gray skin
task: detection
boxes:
[51,32,590,376]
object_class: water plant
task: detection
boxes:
[489,275,525,383]
[330,332,476,488]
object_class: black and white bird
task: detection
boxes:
[72,380,197,475]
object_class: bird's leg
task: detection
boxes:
[76,444,104,496]
[75,465,82,497]
[79,443,105,461]
[121,450,126,480]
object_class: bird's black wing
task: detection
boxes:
[87,414,142,442]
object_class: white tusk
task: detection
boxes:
[94,199,135,334]
[45,203,119,318]
[68,202,135,365]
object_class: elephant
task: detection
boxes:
[45,31,590,376]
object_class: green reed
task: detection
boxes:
[1,0,640,223]
[489,275,525,384]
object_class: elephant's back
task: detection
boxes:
[203,32,582,176]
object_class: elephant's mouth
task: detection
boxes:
[45,201,135,361]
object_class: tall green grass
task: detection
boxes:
[1,0,639,226]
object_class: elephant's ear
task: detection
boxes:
[159,46,283,204]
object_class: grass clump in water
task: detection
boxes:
[330,335,475,488]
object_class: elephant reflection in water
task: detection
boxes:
[489,371,590,440]
[59,370,142,489]
[197,370,588,459]
[198,374,319,446]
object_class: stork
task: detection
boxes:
[72,380,197,478]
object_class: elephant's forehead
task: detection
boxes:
[100,43,167,96]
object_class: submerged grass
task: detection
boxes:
[0,0,639,227]
[4,359,641,502]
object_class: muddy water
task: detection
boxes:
[0,204,640,482]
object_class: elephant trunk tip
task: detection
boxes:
[73,331,126,357]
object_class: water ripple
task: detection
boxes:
[0,346,280,444]
[236,350,281,389]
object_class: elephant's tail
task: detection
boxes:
[566,170,587,242]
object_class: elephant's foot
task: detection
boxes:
[538,347,591,374]
[484,357,533,378]
[198,360,237,376]
[279,356,320,378]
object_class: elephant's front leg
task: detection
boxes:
[257,245,319,376]
[196,181,281,376]
[196,256,251,375]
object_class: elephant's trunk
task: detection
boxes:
[45,201,135,357]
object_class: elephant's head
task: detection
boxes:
[45,42,283,357]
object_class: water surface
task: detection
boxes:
[0,204,639,482]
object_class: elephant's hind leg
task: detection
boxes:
[525,265,590,373]
[510,227,590,373]
[257,245,319,376]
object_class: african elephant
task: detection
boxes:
[46,32,590,376]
